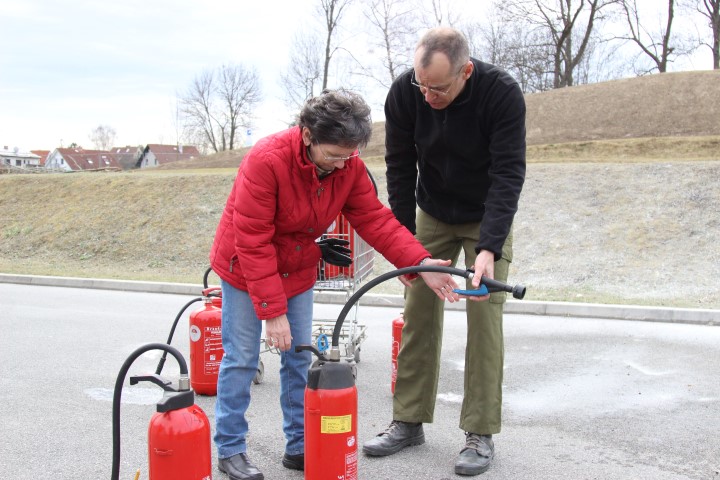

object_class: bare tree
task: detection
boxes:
[217,64,262,150]
[363,0,418,87]
[618,0,696,73]
[465,9,555,93]
[573,28,629,83]
[689,0,720,68]
[89,125,116,150]
[318,0,355,89]
[179,64,261,153]
[180,71,222,152]
[500,0,619,88]
[280,30,323,112]
[421,0,462,27]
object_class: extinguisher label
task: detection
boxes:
[345,450,358,480]
[203,326,223,375]
[320,414,352,434]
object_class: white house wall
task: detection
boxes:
[1,150,41,168]
[141,151,158,168]
[45,150,72,171]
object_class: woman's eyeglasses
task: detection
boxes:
[317,145,360,162]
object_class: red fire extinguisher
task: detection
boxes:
[391,313,404,394]
[296,264,525,480]
[303,358,358,480]
[112,343,212,480]
[189,287,224,395]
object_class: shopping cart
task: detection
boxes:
[254,212,375,384]
[312,212,374,364]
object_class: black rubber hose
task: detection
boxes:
[331,266,473,347]
[330,265,525,348]
[155,297,203,375]
[203,267,213,289]
[111,343,188,480]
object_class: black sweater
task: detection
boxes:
[384,57,526,260]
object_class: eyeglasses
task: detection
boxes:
[316,144,360,162]
[410,67,464,96]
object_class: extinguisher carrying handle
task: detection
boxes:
[130,373,174,391]
[296,344,329,362]
[453,285,489,296]
[131,374,196,412]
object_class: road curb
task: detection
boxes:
[2,273,718,326]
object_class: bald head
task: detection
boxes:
[416,27,470,73]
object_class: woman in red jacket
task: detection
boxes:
[209,89,459,480]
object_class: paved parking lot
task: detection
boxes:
[1,282,719,479]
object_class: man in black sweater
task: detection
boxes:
[362,27,526,476]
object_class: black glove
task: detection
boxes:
[317,238,353,267]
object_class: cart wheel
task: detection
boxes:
[353,347,361,363]
[253,359,265,384]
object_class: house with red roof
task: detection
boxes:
[137,144,200,168]
[45,148,121,171]
[110,146,143,170]
[30,150,50,167]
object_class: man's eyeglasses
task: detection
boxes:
[317,144,360,162]
[410,67,464,96]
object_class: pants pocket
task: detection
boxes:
[489,228,513,305]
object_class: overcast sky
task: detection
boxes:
[0,0,711,152]
[0,0,320,151]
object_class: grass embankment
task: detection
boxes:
[1,137,719,308]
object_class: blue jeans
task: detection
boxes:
[214,280,313,459]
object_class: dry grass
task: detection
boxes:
[2,71,719,309]
[0,173,234,283]
[527,136,720,163]
[524,70,720,145]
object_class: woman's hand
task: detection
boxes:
[265,314,293,351]
[400,258,460,303]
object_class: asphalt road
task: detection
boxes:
[1,283,719,480]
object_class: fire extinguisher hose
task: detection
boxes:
[111,343,189,480]
[155,297,203,375]
[330,266,526,355]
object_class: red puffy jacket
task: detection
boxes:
[209,126,429,320]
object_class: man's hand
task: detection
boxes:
[317,238,353,267]
[464,250,495,302]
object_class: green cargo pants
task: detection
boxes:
[393,208,512,435]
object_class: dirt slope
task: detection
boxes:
[524,70,720,145]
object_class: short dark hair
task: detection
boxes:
[297,88,372,148]
[416,27,470,72]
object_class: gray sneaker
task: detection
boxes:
[454,433,494,476]
[362,420,425,456]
